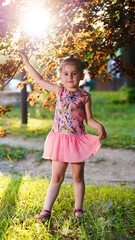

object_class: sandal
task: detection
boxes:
[74,209,84,219]
[37,209,51,220]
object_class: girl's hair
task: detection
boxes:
[59,55,89,76]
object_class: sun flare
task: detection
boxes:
[22,7,51,38]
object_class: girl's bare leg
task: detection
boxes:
[71,162,85,217]
[43,161,68,212]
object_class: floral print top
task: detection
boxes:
[51,87,90,135]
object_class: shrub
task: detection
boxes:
[127,87,135,103]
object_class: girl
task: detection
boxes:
[21,53,107,220]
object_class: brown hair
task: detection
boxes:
[59,55,89,76]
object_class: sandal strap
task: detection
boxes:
[42,209,51,215]
[74,209,84,213]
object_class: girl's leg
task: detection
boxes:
[43,161,68,212]
[71,162,85,217]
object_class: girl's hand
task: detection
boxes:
[19,48,29,62]
[98,125,107,140]
[18,47,60,94]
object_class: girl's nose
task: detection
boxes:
[69,74,73,79]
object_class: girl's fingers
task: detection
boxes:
[19,49,25,56]
[98,132,102,139]
[101,133,107,139]
[98,131,107,139]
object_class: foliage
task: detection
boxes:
[0,0,135,104]
[127,87,135,103]
[0,174,134,239]
[112,86,135,103]
[0,0,134,137]
[0,104,12,137]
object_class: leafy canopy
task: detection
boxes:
[0,0,134,103]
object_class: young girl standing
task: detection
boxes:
[21,54,107,220]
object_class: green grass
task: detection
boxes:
[0,173,134,240]
[0,144,43,162]
[0,104,54,138]
[1,91,135,149]
[0,144,26,161]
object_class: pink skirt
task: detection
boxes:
[42,131,101,163]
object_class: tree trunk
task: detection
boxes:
[21,71,27,124]
[122,44,135,88]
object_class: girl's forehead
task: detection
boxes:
[62,63,78,71]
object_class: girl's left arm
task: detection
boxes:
[85,96,107,139]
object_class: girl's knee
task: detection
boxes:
[51,161,68,184]
[71,163,85,184]
[51,174,65,184]
[72,174,84,184]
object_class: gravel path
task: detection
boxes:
[1,136,135,186]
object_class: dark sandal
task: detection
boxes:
[74,209,84,219]
[38,209,51,220]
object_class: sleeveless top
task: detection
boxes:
[51,87,90,136]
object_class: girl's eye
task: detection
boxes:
[63,72,77,76]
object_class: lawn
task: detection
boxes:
[0,173,134,240]
[1,91,135,149]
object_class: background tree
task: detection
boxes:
[0,0,134,105]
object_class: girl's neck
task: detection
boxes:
[64,86,81,93]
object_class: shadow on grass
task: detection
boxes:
[0,176,22,239]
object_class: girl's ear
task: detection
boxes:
[81,73,85,80]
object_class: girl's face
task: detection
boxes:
[60,64,84,92]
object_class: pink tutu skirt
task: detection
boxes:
[42,131,101,163]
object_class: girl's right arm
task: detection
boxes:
[85,96,107,139]
[22,54,60,94]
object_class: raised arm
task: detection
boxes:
[21,54,60,95]
[85,96,107,139]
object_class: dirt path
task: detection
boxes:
[1,136,135,186]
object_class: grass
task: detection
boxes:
[0,144,26,161]
[0,144,43,162]
[1,91,135,149]
[0,173,134,240]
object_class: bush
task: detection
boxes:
[127,87,135,103]
[111,86,135,104]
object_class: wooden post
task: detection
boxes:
[21,71,27,124]
[122,44,135,88]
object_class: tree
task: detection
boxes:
[0,104,12,136]
[0,0,134,105]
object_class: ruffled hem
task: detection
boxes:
[42,131,101,163]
